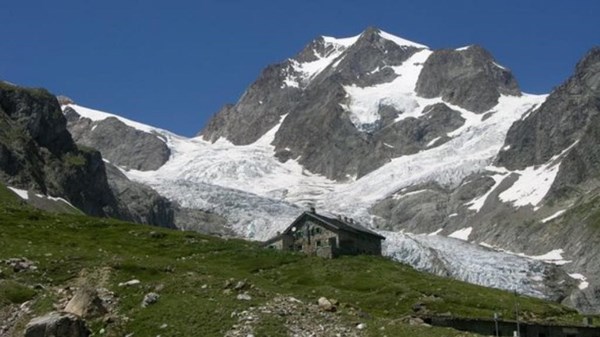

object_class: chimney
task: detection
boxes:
[308,205,316,214]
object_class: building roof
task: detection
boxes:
[286,211,386,240]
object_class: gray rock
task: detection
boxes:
[563,283,600,315]
[415,45,521,113]
[4,257,37,272]
[0,82,121,217]
[142,292,160,307]
[65,108,170,171]
[317,297,335,312]
[64,287,107,318]
[236,293,252,301]
[24,312,90,337]
[103,162,175,228]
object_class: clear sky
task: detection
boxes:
[1,0,598,136]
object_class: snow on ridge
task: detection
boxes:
[322,34,360,48]
[64,104,176,138]
[7,186,28,200]
[284,35,356,89]
[378,30,428,49]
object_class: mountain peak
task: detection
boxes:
[359,26,428,49]
[319,27,428,52]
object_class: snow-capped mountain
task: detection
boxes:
[59,29,600,312]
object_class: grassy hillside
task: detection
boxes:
[0,183,588,337]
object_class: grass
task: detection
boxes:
[0,183,592,336]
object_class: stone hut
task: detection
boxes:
[264,208,385,258]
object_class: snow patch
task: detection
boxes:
[378,30,428,49]
[426,137,441,147]
[342,49,433,131]
[493,62,507,70]
[392,189,429,200]
[428,228,443,236]
[525,249,571,265]
[569,273,589,290]
[448,227,472,241]
[7,186,28,200]
[499,141,579,208]
[542,210,567,223]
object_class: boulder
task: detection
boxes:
[24,312,90,337]
[64,287,107,318]
[142,292,160,307]
[317,297,336,312]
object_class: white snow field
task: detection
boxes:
[63,31,581,299]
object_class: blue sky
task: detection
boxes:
[1,0,598,136]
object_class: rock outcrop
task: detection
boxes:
[24,312,90,337]
[0,82,120,217]
[64,107,170,171]
[415,45,521,113]
[497,47,600,199]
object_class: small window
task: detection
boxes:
[317,240,322,247]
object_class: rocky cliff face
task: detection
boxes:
[0,82,229,234]
[0,82,120,216]
[415,45,521,113]
[200,28,522,181]
[497,47,600,199]
[369,47,600,313]
[65,107,170,171]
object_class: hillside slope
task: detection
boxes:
[0,183,590,337]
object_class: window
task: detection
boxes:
[317,240,322,247]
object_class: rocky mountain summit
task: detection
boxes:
[201,27,522,180]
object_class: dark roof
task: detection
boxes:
[286,211,386,240]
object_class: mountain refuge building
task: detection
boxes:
[264,208,385,258]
